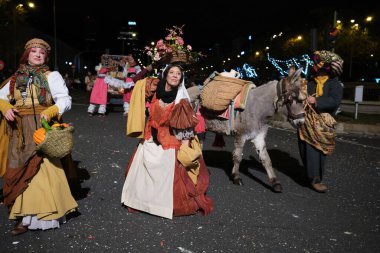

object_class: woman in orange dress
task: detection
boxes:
[121,64,213,219]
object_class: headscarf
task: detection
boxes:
[311,50,344,77]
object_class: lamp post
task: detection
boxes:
[12,5,18,69]
[117,32,127,55]
[332,10,337,52]
[53,0,58,70]
[12,3,24,69]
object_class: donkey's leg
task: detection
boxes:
[251,130,283,192]
[232,135,246,185]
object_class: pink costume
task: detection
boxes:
[90,77,107,105]
[88,67,108,115]
[123,67,136,104]
[123,66,141,115]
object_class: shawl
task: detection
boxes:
[9,64,52,105]
[315,75,329,97]
[0,79,10,177]
[299,104,337,155]
[156,80,178,103]
[126,78,147,138]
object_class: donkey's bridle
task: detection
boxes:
[275,79,305,121]
[275,79,287,111]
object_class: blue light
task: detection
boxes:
[222,64,257,79]
[242,63,257,78]
[267,53,313,76]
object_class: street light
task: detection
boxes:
[53,0,58,70]
[27,2,35,8]
[12,1,36,69]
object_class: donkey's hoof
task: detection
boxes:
[272,183,283,193]
[233,178,244,186]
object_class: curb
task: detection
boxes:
[269,120,380,135]
[336,122,380,135]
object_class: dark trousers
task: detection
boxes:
[298,136,327,182]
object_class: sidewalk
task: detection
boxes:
[340,99,380,115]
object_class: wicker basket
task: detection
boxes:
[36,126,74,158]
[201,72,252,111]
[170,50,189,63]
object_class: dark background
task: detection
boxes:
[1,0,379,83]
[32,1,380,52]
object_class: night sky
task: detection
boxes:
[29,1,379,53]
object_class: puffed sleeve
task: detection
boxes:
[47,71,72,114]
[0,80,10,101]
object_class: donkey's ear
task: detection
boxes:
[288,66,296,77]
[291,68,303,83]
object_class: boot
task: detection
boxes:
[0,188,3,203]
[11,220,28,236]
[310,177,327,193]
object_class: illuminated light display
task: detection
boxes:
[267,53,313,76]
[242,63,258,78]
[223,63,258,79]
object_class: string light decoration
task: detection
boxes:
[241,63,258,78]
[223,63,258,79]
[267,53,313,76]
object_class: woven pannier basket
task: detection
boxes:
[170,50,188,63]
[201,73,251,111]
[36,126,74,158]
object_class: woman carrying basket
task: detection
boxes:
[121,63,213,219]
[0,38,77,235]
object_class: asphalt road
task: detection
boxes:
[1,103,380,253]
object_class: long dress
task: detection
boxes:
[0,71,77,230]
[121,96,213,219]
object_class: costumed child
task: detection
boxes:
[122,65,141,116]
[114,54,155,117]
[87,67,109,116]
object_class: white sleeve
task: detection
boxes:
[0,81,10,101]
[47,71,72,114]
[104,76,135,89]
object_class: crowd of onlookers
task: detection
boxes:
[62,71,96,91]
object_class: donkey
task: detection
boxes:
[202,68,307,192]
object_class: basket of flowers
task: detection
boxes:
[145,25,204,65]
[171,50,189,63]
[33,119,74,158]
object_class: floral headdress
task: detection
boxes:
[145,25,204,65]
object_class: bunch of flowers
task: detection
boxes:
[144,25,204,64]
